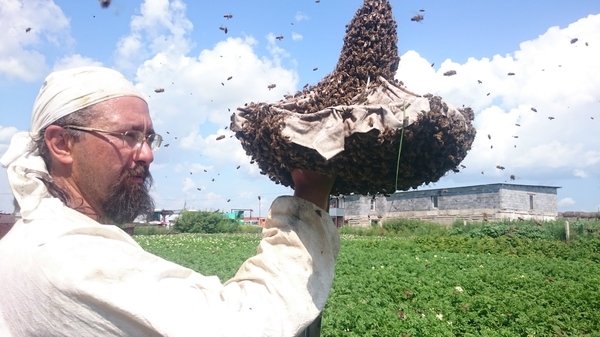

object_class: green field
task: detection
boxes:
[135,222,600,336]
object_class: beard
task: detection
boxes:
[101,165,155,224]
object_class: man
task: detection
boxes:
[0,66,340,336]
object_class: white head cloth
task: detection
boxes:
[0,66,146,218]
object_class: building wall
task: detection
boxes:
[0,214,16,240]
[343,184,559,227]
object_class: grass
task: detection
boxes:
[134,219,600,336]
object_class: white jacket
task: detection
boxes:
[0,196,340,337]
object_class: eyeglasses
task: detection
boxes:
[63,125,163,151]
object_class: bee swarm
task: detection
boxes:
[231,0,476,195]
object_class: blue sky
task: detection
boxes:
[1,0,599,214]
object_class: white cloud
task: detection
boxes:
[53,54,103,71]
[573,169,589,179]
[558,197,576,207]
[295,12,309,22]
[114,0,193,72]
[291,32,303,41]
[0,0,72,81]
[397,13,600,187]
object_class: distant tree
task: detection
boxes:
[174,210,238,233]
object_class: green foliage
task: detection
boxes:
[133,225,176,236]
[136,223,600,336]
[174,210,239,233]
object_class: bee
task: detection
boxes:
[275,35,284,41]
[570,38,578,44]
[227,76,233,80]
[510,174,516,180]
[212,178,215,182]
[477,79,482,84]
[367,117,374,127]
[515,123,521,127]
[154,88,165,93]
[227,199,231,202]
[507,72,515,76]
[487,134,491,140]
[267,84,276,90]
[203,169,207,172]
[312,67,318,71]
[512,135,519,138]
[99,0,110,8]
[410,14,424,22]
[236,165,241,169]
[197,188,201,191]
[25,27,31,33]
[548,116,555,120]
[216,135,226,141]
[486,93,490,96]
[419,8,425,12]
[164,144,170,148]
[496,165,505,170]
[219,26,228,34]
[443,70,457,76]
[460,164,466,169]
[531,107,537,112]
[223,13,233,19]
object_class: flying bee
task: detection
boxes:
[443,70,457,76]
[99,0,110,8]
[25,27,31,33]
[227,76,232,80]
[410,14,424,22]
[496,165,505,170]
[224,13,233,19]
[154,88,165,93]
[216,135,226,141]
[548,116,555,120]
[267,84,276,90]
[219,26,228,34]
[312,67,318,71]
[570,38,578,44]
[531,107,537,112]
[275,35,284,41]
[507,72,515,76]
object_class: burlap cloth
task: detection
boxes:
[230,0,476,195]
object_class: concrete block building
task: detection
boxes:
[337,183,560,227]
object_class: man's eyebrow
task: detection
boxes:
[130,125,156,134]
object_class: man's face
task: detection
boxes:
[69,96,156,224]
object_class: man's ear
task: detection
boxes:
[44,125,74,165]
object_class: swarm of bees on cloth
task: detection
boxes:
[230,0,477,196]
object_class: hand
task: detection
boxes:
[291,169,336,210]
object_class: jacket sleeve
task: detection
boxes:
[31,196,340,337]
